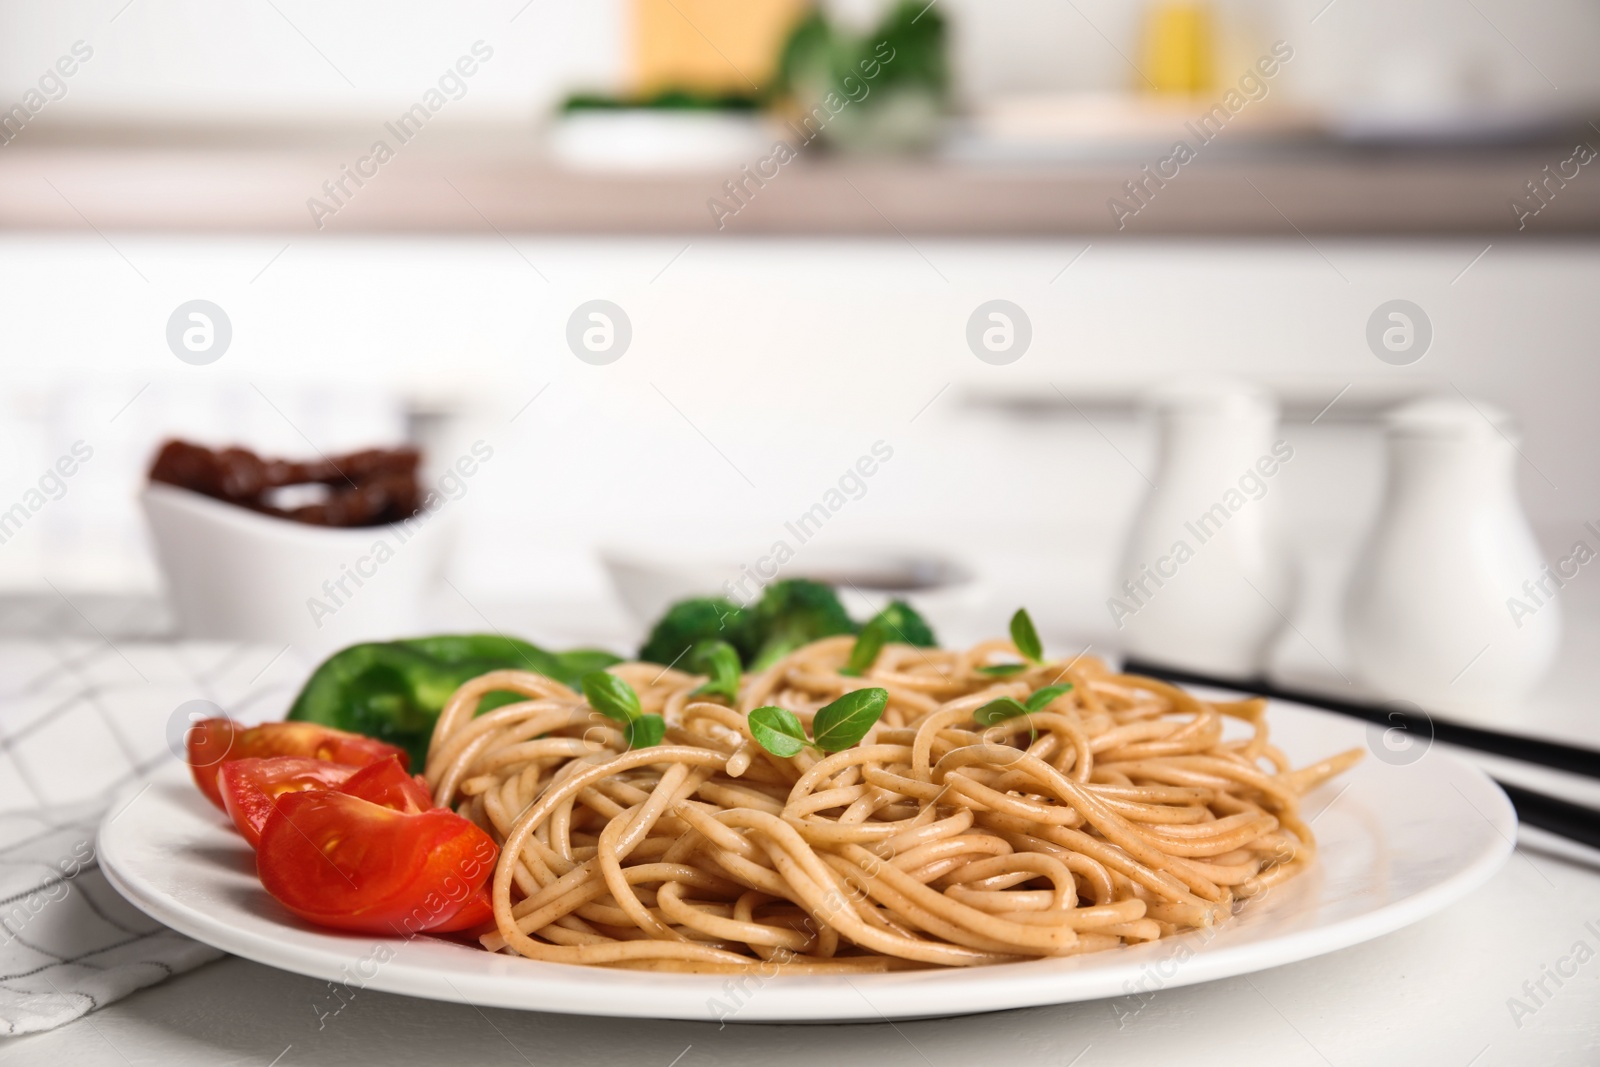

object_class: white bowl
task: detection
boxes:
[140,483,453,648]
[548,110,776,172]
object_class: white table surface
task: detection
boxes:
[0,843,1595,1067]
[2,596,1599,1066]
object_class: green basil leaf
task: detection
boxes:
[1025,683,1074,712]
[975,663,1026,677]
[582,671,641,723]
[624,713,665,748]
[1010,608,1042,663]
[748,705,808,758]
[973,697,1029,725]
[811,688,888,753]
[840,616,891,677]
[690,641,743,702]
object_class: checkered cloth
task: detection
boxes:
[0,640,313,1035]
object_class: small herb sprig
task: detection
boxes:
[581,671,665,748]
[747,688,888,758]
[840,601,935,677]
[976,608,1043,677]
[689,640,742,702]
[839,615,892,677]
[973,683,1074,725]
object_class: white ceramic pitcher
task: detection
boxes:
[1113,383,1295,675]
[1343,396,1559,722]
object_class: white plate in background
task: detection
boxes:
[599,544,981,630]
[99,700,1513,1023]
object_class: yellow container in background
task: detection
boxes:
[1142,1,1215,95]
[632,0,806,96]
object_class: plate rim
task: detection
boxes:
[99,699,1516,1023]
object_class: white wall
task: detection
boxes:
[0,0,624,124]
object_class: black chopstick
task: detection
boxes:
[1495,781,1600,853]
[1120,658,1600,781]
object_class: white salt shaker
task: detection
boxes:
[1343,397,1559,722]
[1113,383,1296,676]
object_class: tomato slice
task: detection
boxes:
[338,756,433,814]
[186,719,409,809]
[257,791,498,935]
[185,719,241,807]
[425,885,495,935]
[219,758,358,848]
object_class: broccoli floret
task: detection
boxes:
[638,597,748,668]
[640,583,937,673]
[866,599,937,648]
[746,579,858,670]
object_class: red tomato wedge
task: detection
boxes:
[425,885,495,934]
[257,790,498,935]
[186,719,408,809]
[338,756,434,814]
[184,719,242,808]
[218,757,359,848]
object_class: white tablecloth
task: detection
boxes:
[0,642,314,1035]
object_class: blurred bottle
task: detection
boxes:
[1141,1,1215,95]
[1114,383,1294,675]
[1344,398,1559,723]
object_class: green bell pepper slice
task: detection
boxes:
[286,634,622,770]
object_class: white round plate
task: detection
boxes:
[99,700,1514,1023]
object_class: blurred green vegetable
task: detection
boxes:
[775,9,833,98]
[865,599,937,649]
[775,0,949,152]
[287,635,621,769]
[642,581,937,675]
[743,579,857,670]
[871,0,950,97]
[560,88,763,113]
[638,597,749,671]
[777,1,948,100]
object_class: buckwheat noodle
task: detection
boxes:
[423,636,1361,973]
